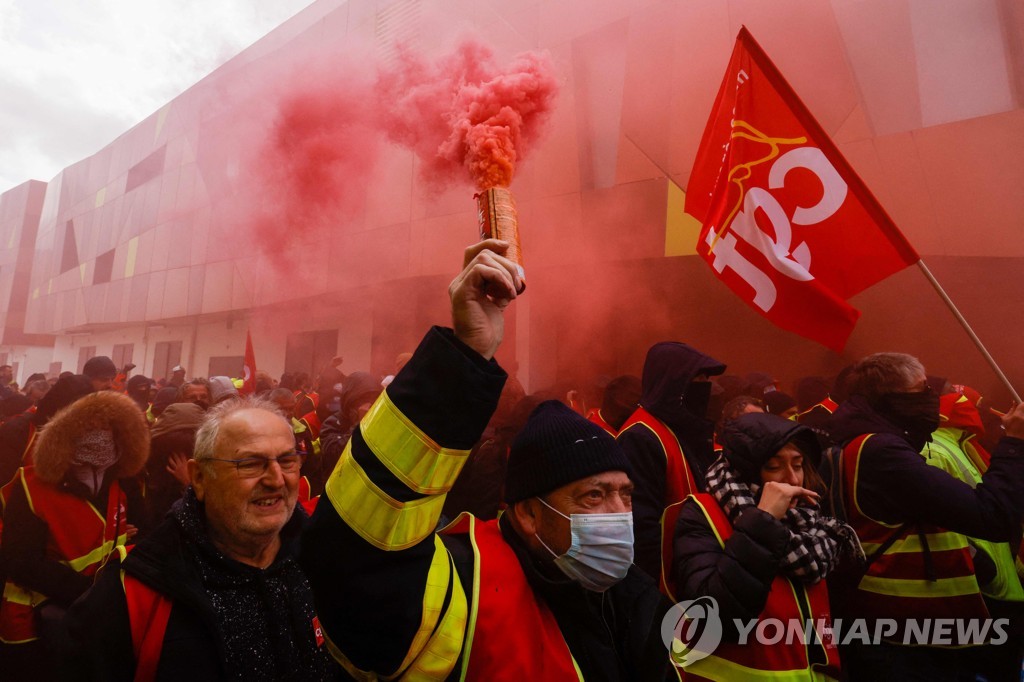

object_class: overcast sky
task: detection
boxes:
[0,0,314,194]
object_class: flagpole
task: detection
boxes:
[916,260,1020,402]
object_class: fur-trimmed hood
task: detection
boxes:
[33,390,150,484]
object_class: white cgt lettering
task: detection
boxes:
[768,147,848,226]
[705,229,777,312]
[708,146,848,312]
[732,187,813,282]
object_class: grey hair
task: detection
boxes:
[846,352,925,402]
[192,396,291,464]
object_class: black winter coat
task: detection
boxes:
[59,491,344,681]
[828,395,1024,542]
[618,342,725,579]
[671,498,790,639]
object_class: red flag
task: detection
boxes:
[686,28,919,351]
[241,330,257,396]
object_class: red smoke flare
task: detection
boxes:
[376,39,559,189]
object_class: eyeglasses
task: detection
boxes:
[203,452,305,478]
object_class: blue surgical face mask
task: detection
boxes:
[534,497,634,592]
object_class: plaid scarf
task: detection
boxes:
[705,455,864,584]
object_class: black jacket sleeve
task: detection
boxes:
[617,424,669,580]
[57,554,136,682]
[300,327,505,676]
[1,482,93,607]
[671,500,789,637]
[856,433,1024,542]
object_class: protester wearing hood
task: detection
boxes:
[125,375,154,412]
[143,402,206,529]
[827,352,1024,679]
[0,374,93,489]
[668,413,859,680]
[300,241,672,680]
[149,386,179,424]
[0,391,148,680]
[616,341,726,580]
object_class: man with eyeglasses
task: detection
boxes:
[60,397,345,681]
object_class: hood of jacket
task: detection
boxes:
[33,390,150,485]
[827,394,907,446]
[151,402,205,439]
[720,412,822,483]
[639,342,725,424]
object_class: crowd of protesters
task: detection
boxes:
[0,240,1022,681]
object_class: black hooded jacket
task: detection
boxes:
[828,395,1024,542]
[617,342,725,578]
[672,413,821,636]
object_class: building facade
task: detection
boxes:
[3,0,1022,401]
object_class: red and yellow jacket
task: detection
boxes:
[0,467,128,643]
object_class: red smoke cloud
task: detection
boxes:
[376,40,559,190]
[236,39,559,275]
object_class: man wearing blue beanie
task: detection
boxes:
[301,240,672,680]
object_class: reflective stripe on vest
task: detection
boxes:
[620,408,698,596]
[618,408,698,506]
[922,429,1024,602]
[0,468,128,643]
[841,434,987,621]
[323,534,468,681]
[443,514,582,682]
[672,494,840,681]
[586,409,617,437]
[325,440,447,551]
[116,545,174,682]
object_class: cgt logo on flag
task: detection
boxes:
[686,28,919,352]
[660,596,724,668]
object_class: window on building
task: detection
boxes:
[152,341,183,382]
[112,343,134,371]
[77,346,96,374]
[208,356,244,379]
[285,329,339,382]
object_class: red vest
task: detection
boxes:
[585,408,617,436]
[299,411,322,440]
[440,515,582,680]
[664,494,841,681]
[618,408,698,511]
[840,434,987,623]
[0,467,128,643]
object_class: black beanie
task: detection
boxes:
[83,355,117,379]
[504,400,633,503]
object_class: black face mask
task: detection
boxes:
[877,387,940,447]
[682,381,713,419]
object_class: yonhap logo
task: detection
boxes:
[660,596,723,667]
